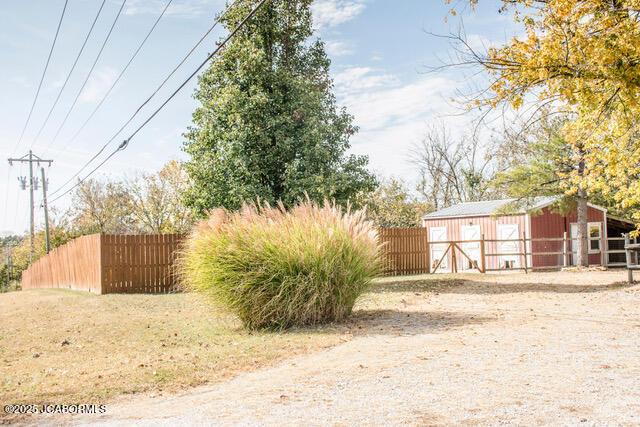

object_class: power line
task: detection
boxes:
[31,0,108,147]
[49,0,270,204]
[49,0,242,197]
[57,0,174,153]
[13,0,70,153]
[46,0,127,148]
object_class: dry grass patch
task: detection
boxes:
[0,289,350,409]
[4,271,621,420]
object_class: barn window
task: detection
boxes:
[589,223,602,253]
[570,222,602,254]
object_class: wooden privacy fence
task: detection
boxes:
[22,228,630,290]
[22,234,185,294]
[101,234,183,294]
[378,228,430,276]
[21,234,102,293]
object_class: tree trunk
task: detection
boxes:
[576,189,589,267]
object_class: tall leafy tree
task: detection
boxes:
[70,179,135,235]
[493,117,592,253]
[365,177,433,228]
[183,0,376,213]
[125,161,195,234]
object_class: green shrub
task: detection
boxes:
[180,200,382,330]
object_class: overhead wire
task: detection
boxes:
[49,0,270,204]
[13,0,70,154]
[46,0,127,149]
[58,0,174,152]
[30,0,108,147]
[49,0,243,197]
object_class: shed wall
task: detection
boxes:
[530,206,605,267]
[423,214,528,271]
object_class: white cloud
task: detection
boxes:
[332,68,461,182]
[342,75,455,133]
[79,67,118,104]
[123,0,223,17]
[311,0,366,29]
[325,40,354,57]
[334,67,399,96]
[465,34,495,52]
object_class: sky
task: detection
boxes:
[0,0,521,235]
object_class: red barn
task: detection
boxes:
[422,197,635,272]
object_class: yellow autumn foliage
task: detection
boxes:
[452,0,640,226]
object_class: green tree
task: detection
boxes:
[494,118,573,201]
[183,0,376,214]
[494,117,600,266]
[366,178,433,228]
[125,161,195,234]
[69,179,135,235]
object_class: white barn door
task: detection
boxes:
[461,225,481,271]
[497,224,520,269]
[430,226,449,273]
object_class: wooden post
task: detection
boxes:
[563,231,568,268]
[425,229,431,274]
[522,232,529,274]
[451,243,457,274]
[480,233,486,273]
[625,234,633,284]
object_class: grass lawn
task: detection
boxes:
[0,289,351,408]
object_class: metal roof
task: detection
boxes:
[423,197,559,220]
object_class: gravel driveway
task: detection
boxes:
[47,271,640,426]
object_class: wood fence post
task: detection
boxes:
[625,234,633,284]
[425,229,431,275]
[563,231,568,268]
[451,243,457,274]
[522,232,529,274]
[480,233,486,273]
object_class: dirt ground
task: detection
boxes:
[23,270,636,426]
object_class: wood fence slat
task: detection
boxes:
[378,227,430,276]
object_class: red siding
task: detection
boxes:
[529,206,605,267]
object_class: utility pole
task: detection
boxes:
[7,151,53,262]
[41,167,51,253]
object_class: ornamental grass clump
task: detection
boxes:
[180,200,382,330]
